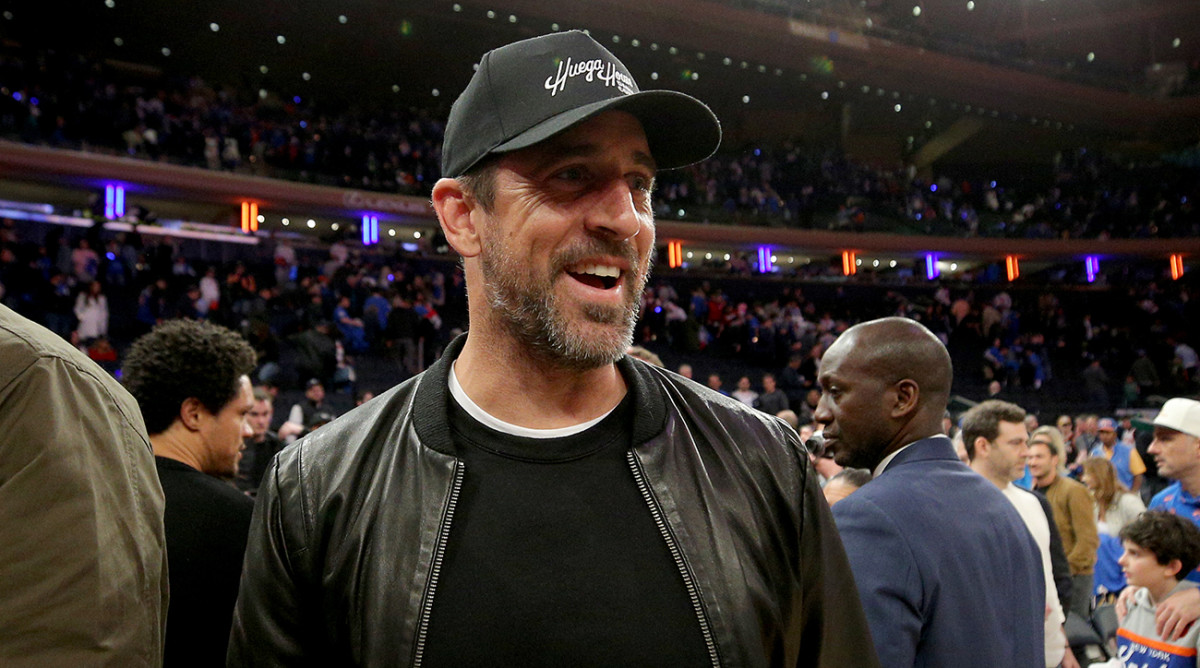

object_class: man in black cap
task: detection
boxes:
[231,30,876,667]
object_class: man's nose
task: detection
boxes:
[584,178,644,241]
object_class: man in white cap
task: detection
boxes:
[230,30,876,667]
[1124,398,1200,641]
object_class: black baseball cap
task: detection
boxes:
[441,30,721,177]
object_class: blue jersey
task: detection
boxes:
[1117,627,1198,668]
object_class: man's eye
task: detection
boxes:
[630,175,654,193]
[554,167,587,182]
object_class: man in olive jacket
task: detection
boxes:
[0,305,168,666]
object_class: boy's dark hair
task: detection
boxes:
[122,319,257,435]
[1120,510,1200,576]
[959,399,1026,460]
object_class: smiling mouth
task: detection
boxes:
[566,263,623,290]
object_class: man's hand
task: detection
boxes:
[1156,585,1200,641]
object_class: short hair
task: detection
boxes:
[829,468,873,490]
[776,409,800,429]
[960,399,1026,460]
[456,157,498,212]
[1029,425,1066,460]
[123,320,257,435]
[1119,511,1200,576]
[252,386,272,403]
[762,373,776,382]
[626,346,664,367]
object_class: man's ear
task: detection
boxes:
[179,397,205,432]
[432,177,482,258]
[973,436,991,458]
[890,378,920,419]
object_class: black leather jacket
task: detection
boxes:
[229,336,878,667]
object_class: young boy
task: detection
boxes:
[1110,511,1200,667]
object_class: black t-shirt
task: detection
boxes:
[156,456,255,667]
[420,394,710,667]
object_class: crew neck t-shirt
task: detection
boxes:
[419,392,710,667]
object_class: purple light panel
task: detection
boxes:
[104,185,125,220]
[757,246,774,273]
[361,215,379,246]
[925,253,939,280]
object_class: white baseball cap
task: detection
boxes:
[1154,398,1200,439]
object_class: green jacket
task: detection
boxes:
[0,305,168,666]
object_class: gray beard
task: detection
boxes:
[481,236,648,371]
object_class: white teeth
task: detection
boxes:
[571,263,621,278]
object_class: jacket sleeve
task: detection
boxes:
[0,353,167,667]
[1066,484,1100,573]
[832,493,918,667]
[228,451,316,666]
[796,457,882,668]
[1039,492,1074,615]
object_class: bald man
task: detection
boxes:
[818,318,1045,667]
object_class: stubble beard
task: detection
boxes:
[481,234,649,371]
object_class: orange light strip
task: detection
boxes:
[842,251,857,276]
[240,201,259,233]
[1171,254,1184,280]
[667,241,683,269]
[1006,255,1020,281]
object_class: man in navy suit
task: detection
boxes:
[819,317,1045,667]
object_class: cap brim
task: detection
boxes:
[491,90,721,171]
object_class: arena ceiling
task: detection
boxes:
[3,0,1199,155]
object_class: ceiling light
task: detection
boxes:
[260,65,269,74]
[210,22,219,32]
[389,228,396,237]
[338,15,348,24]
[161,47,171,56]
[912,6,922,16]
[307,219,316,228]
[282,218,290,225]
[113,37,124,46]
[302,72,311,81]
[276,35,286,44]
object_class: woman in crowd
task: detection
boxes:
[1082,457,1146,601]
[73,280,109,344]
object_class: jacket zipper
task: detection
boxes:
[411,460,464,668]
[626,450,721,668]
